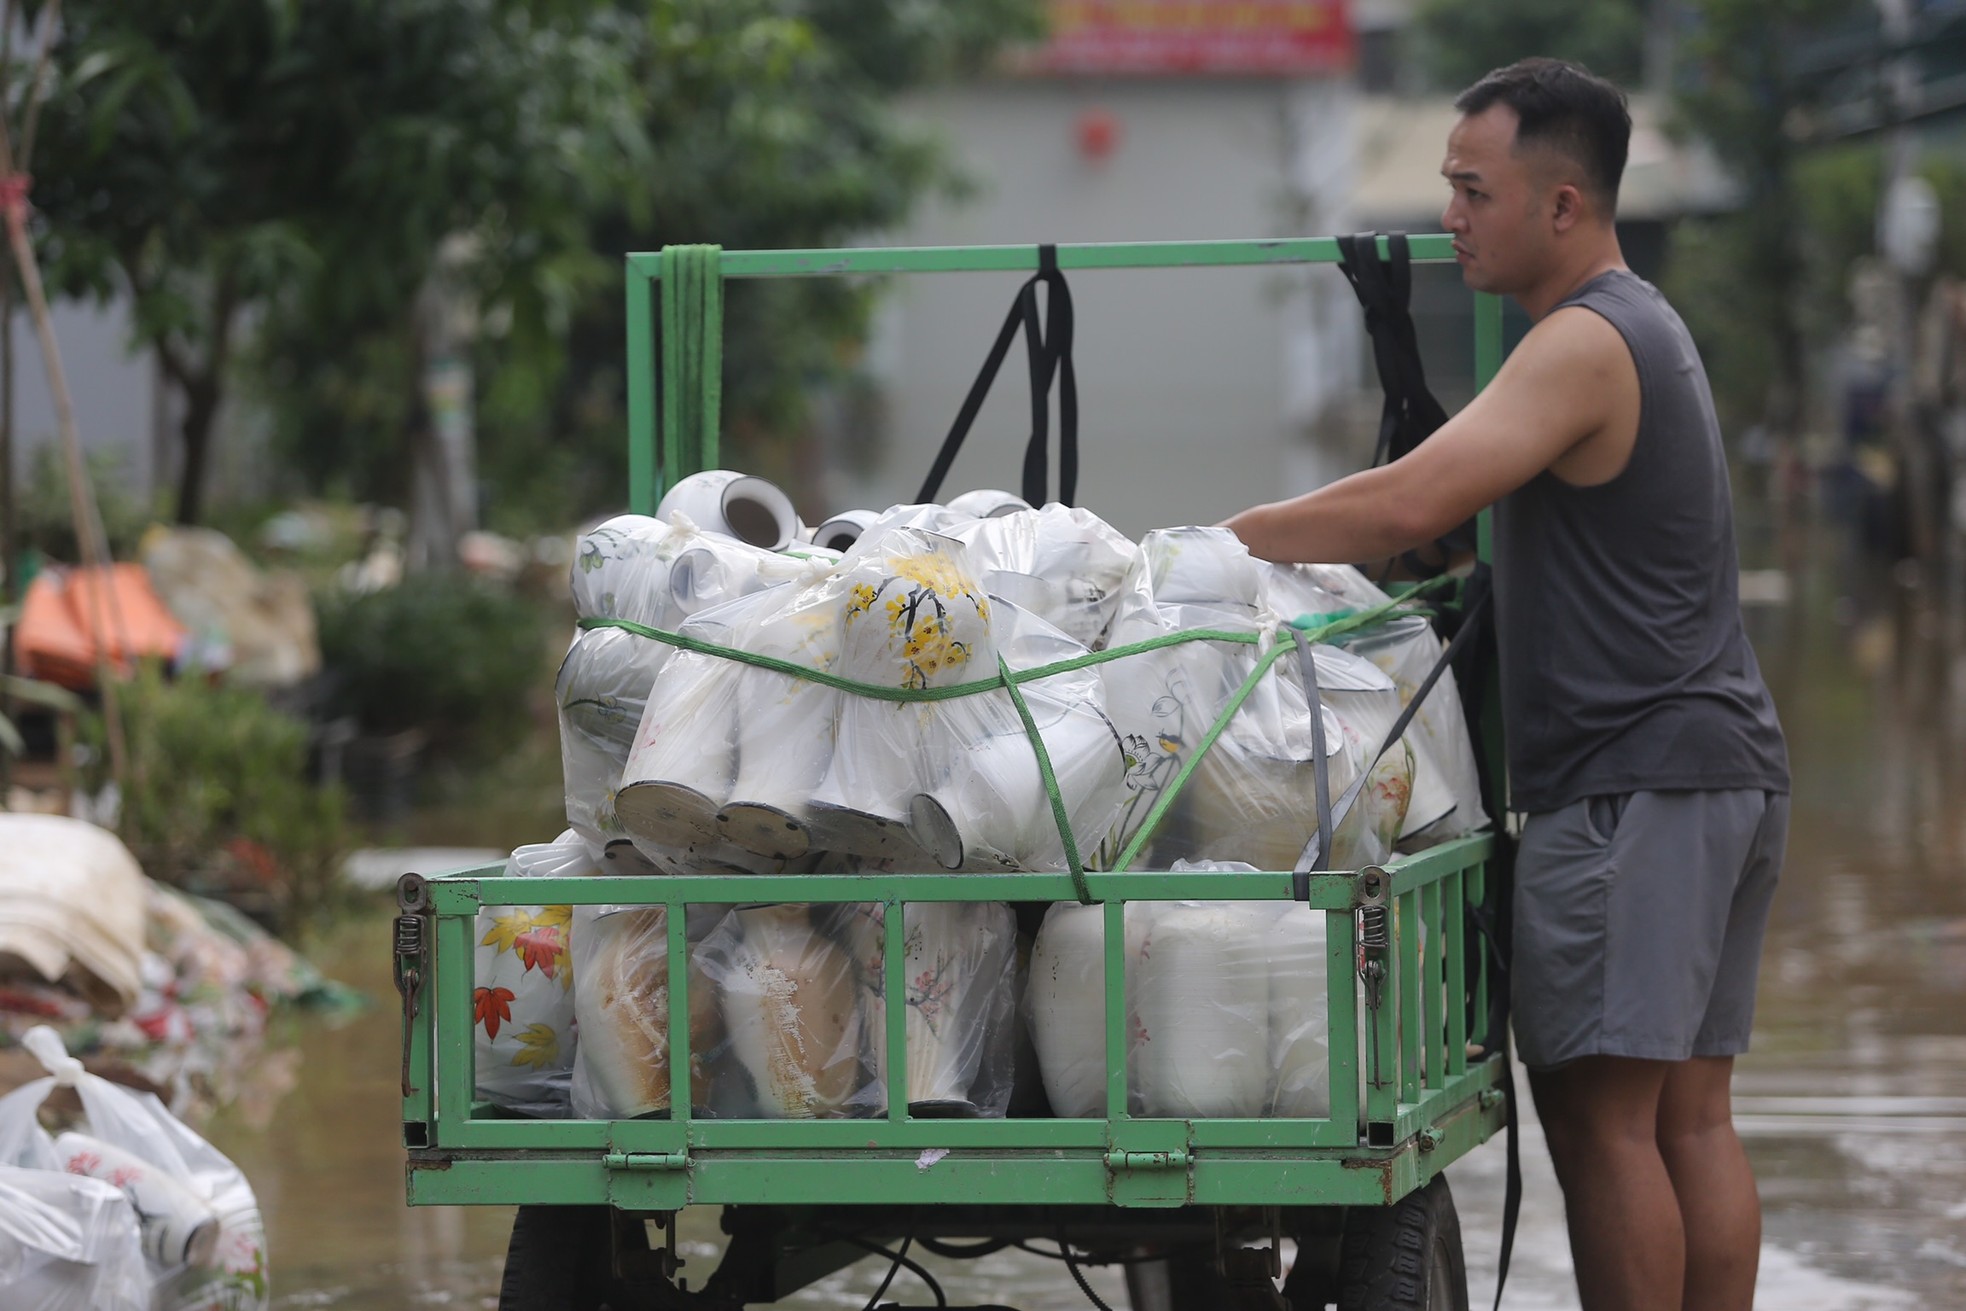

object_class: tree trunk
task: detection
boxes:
[174,377,220,527]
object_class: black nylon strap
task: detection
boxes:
[1288,589,1492,895]
[1287,626,1336,899]
[1336,231,1472,577]
[915,247,1078,508]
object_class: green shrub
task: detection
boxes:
[86,663,353,934]
[315,575,551,749]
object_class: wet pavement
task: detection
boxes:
[202,524,1966,1309]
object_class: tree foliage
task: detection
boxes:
[1414,0,1647,92]
[27,0,1042,529]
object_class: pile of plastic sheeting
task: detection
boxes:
[0,816,349,1123]
[0,1027,268,1310]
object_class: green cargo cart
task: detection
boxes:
[395,235,1515,1310]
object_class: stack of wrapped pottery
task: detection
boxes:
[1025,865,1331,1119]
[517,469,1492,1124]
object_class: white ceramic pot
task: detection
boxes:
[946,488,1033,519]
[718,905,865,1118]
[809,508,881,553]
[847,902,1015,1113]
[1130,902,1271,1117]
[1264,903,1332,1117]
[1026,902,1114,1118]
[569,906,724,1118]
[656,470,801,551]
[1342,616,1487,842]
[571,514,676,623]
[718,583,845,861]
[911,691,1126,872]
[557,626,667,860]
[1141,526,1265,615]
[473,895,577,1116]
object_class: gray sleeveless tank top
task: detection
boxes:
[1493,269,1788,813]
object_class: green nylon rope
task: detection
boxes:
[579,574,1453,872]
[998,653,1093,904]
[1105,638,1299,874]
[659,244,723,494]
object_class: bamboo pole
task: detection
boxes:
[0,0,128,790]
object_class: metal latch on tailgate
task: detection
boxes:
[1106,1122,1194,1206]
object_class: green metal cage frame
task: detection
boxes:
[401,235,1511,1215]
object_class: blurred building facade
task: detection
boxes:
[824,2,1733,534]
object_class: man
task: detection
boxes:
[1223,59,1790,1311]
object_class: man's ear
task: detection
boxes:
[1551,183,1585,232]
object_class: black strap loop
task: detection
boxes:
[915,248,1078,509]
[1336,231,1474,577]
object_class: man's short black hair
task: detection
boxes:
[1455,58,1632,212]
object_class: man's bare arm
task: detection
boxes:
[1221,306,1634,563]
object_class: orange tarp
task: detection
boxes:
[16,564,188,691]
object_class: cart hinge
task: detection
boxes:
[1104,1148,1190,1170]
[604,1151,690,1171]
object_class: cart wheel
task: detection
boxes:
[1335,1176,1469,1311]
[499,1204,614,1310]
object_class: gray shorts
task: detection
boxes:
[1511,788,1787,1070]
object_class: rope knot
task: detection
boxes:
[0,172,32,218]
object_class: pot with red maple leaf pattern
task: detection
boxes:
[473,900,576,1115]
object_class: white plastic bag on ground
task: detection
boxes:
[0,1027,268,1310]
[0,1163,150,1311]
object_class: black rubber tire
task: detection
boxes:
[498,1204,616,1310]
[1335,1177,1470,1311]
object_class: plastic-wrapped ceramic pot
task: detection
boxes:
[945,488,1033,519]
[832,901,1018,1115]
[472,835,590,1117]
[1025,901,1124,1118]
[704,904,868,1118]
[1264,902,1332,1117]
[1129,901,1272,1118]
[569,906,724,1119]
[655,470,801,551]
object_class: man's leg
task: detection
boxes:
[1528,1055,1682,1311]
[1658,1056,1759,1311]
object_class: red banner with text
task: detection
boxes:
[1024,0,1355,75]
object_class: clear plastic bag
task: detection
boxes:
[1339,615,1488,846]
[0,1027,268,1310]
[472,834,586,1117]
[954,503,1154,651]
[825,901,1019,1117]
[1096,528,1473,871]
[569,905,728,1119]
[0,1164,149,1311]
[693,905,873,1118]
[617,527,1129,874]
[1025,877,1332,1120]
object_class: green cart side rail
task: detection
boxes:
[400,235,1511,1214]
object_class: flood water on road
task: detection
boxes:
[202,522,1966,1309]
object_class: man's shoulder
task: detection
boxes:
[1507,304,1635,390]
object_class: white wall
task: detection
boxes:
[826,75,1363,538]
[6,296,156,498]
